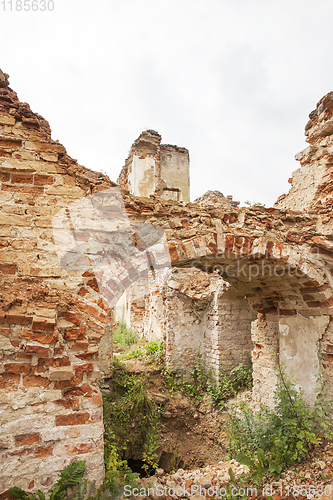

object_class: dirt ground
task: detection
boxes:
[117,358,230,472]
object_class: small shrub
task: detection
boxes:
[228,363,319,482]
[244,200,266,207]
[166,355,253,408]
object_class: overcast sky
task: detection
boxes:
[1,0,333,207]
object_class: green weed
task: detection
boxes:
[113,320,138,347]
[228,362,320,483]
[103,359,160,477]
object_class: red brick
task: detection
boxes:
[74,363,94,374]
[25,345,49,356]
[19,329,58,344]
[54,344,64,355]
[55,412,90,426]
[78,383,96,397]
[168,242,179,263]
[16,352,32,360]
[64,311,80,325]
[63,325,86,341]
[15,433,41,447]
[76,301,108,324]
[0,328,10,336]
[302,280,320,287]
[225,234,235,251]
[0,172,10,181]
[324,353,333,362]
[34,174,54,185]
[0,264,17,275]
[54,374,83,390]
[302,294,314,301]
[278,309,297,316]
[82,271,94,278]
[97,298,109,313]
[10,340,19,347]
[241,236,254,255]
[75,351,97,361]
[5,363,34,374]
[36,366,48,373]
[78,287,88,297]
[266,240,274,256]
[63,386,85,397]
[207,235,217,254]
[87,278,99,292]
[32,317,55,331]
[185,480,193,491]
[38,356,70,367]
[6,313,30,325]
[301,284,329,294]
[0,373,20,389]
[37,301,58,309]
[12,445,53,458]
[56,398,80,411]
[71,340,89,351]
[64,442,95,455]
[234,236,243,248]
[305,301,322,308]
[127,267,139,280]
[0,311,5,324]
[22,375,50,388]
[11,174,33,184]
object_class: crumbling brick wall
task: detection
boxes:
[276,92,333,214]
[0,76,116,491]
[2,69,333,494]
[203,293,256,378]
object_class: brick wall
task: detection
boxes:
[0,79,114,492]
[203,295,256,378]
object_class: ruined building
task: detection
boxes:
[1,69,333,492]
[117,130,190,202]
[115,132,248,378]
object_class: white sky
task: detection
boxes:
[1,0,333,207]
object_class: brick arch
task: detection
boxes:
[168,234,333,315]
[166,232,333,406]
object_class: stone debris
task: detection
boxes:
[121,443,333,499]
[194,190,240,209]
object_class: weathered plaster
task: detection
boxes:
[279,314,330,405]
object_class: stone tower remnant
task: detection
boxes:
[117,130,190,202]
